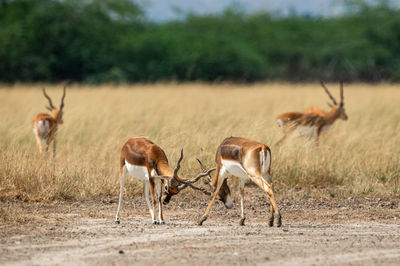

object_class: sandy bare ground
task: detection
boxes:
[1,189,399,266]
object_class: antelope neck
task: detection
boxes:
[324,107,341,125]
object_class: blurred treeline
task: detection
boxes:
[1,0,400,83]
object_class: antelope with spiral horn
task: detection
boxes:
[32,86,67,156]
[275,81,348,145]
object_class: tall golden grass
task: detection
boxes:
[0,83,399,202]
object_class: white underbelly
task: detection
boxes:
[125,161,156,180]
[296,126,317,137]
[320,125,331,133]
[221,159,248,179]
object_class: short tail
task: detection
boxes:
[260,147,271,175]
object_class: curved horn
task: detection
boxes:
[178,167,216,185]
[173,149,184,179]
[176,167,216,195]
[197,159,212,183]
[339,80,344,106]
[42,88,55,111]
[59,85,67,111]
[178,183,212,195]
[320,80,338,106]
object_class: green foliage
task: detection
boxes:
[1,0,400,83]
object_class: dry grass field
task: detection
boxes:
[1,83,399,265]
[1,83,399,204]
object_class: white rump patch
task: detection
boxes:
[222,160,248,179]
[125,161,149,180]
[263,149,271,174]
[37,120,50,138]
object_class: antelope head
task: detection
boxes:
[42,85,67,124]
[320,80,348,121]
[162,149,215,205]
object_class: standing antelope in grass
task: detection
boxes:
[32,86,66,156]
[115,137,215,225]
[275,81,348,145]
[197,137,281,227]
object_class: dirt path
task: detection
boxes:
[1,191,399,265]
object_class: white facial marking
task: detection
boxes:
[221,160,248,179]
[125,161,149,180]
[225,195,233,209]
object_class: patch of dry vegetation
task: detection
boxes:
[0,83,399,202]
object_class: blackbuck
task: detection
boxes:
[32,86,67,155]
[197,137,281,227]
[275,81,348,145]
[115,138,215,225]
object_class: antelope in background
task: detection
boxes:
[197,137,281,227]
[32,86,67,156]
[275,81,348,145]
[115,137,215,225]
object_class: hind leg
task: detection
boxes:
[274,134,287,146]
[249,174,281,227]
[34,130,43,154]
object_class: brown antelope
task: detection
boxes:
[32,86,66,155]
[115,137,215,225]
[275,81,348,145]
[197,137,281,227]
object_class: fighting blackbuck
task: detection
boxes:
[197,137,281,227]
[275,81,348,145]
[32,86,67,156]
[115,138,215,225]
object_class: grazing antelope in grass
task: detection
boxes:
[115,137,215,225]
[275,81,348,145]
[197,137,281,227]
[32,86,66,156]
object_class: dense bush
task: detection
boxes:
[0,0,399,83]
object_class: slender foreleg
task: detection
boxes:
[157,180,165,224]
[115,166,127,224]
[239,178,246,226]
[198,168,226,225]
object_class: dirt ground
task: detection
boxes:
[1,188,399,266]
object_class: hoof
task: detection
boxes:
[198,216,207,226]
[239,217,246,226]
[276,214,282,227]
[268,218,274,227]
[159,221,165,225]
[115,220,120,224]
[152,221,159,225]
